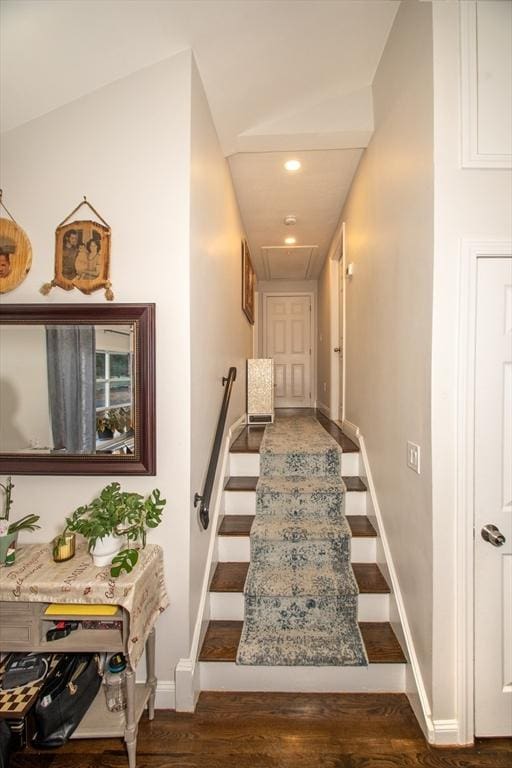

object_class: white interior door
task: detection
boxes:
[474,256,512,736]
[265,295,311,408]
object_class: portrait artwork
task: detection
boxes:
[55,220,110,294]
[41,198,114,300]
[0,217,32,295]
[242,239,255,325]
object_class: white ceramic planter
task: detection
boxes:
[91,534,123,567]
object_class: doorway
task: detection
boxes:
[474,255,512,736]
[263,293,313,408]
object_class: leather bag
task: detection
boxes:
[33,653,102,748]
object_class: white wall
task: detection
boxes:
[188,58,252,637]
[0,52,193,688]
[326,0,435,701]
[431,0,512,732]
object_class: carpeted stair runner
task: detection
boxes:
[236,413,368,666]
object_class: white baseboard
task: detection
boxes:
[155,680,176,709]
[342,418,360,443]
[432,720,461,746]
[316,401,330,417]
[355,426,435,743]
[174,413,246,713]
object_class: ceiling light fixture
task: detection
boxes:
[284,237,296,245]
[284,215,297,226]
[284,160,301,172]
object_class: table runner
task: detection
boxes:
[0,543,169,668]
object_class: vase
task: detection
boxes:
[52,532,76,562]
[0,531,18,566]
[91,534,123,567]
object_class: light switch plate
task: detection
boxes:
[407,441,421,474]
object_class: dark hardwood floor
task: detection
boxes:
[10,692,512,767]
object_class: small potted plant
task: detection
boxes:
[96,411,115,440]
[65,482,166,576]
[0,477,41,565]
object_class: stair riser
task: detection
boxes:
[199,661,405,693]
[225,489,367,516]
[229,452,360,477]
[209,592,390,622]
[217,536,376,563]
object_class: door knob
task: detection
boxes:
[481,524,506,547]
[333,347,340,353]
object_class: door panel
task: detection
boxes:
[291,320,305,354]
[273,320,286,354]
[265,295,311,408]
[474,256,512,736]
[274,363,286,399]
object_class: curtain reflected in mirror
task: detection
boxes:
[0,324,134,456]
[46,325,96,454]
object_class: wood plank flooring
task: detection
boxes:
[10,692,512,768]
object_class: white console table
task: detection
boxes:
[0,543,169,768]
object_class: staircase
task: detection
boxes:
[198,411,406,693]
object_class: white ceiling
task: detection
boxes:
[0,0,399,278]
[229,149,363,278]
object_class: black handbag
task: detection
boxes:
[33,653,102,748]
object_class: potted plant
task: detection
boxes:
[96,411,115,440]
[0,477,41,565]
[65,482,166,576]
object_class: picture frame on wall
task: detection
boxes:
[241,239,255,325]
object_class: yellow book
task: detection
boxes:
[44,603,118,616]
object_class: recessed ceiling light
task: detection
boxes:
[284,237,296,245]
[284,160,301,172]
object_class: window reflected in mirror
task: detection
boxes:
[0,324,135,456]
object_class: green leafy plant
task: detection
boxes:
[0,476,40,536]
[65,482,166,576]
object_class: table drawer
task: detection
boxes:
[0,603,38,648]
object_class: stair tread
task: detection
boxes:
[211,562,389,595]
[314,410,360,453]
[343,476,367,492]
[211,562,249,592]
[225,476,368,493]
[199,620,405,664]
[225,476,259,491]
[230,426,265,454]
[352,563,390,593]
[219,515,254,536]
[347,516,376,537]
[219,515,376,538]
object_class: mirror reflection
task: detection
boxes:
[0,324,135,456]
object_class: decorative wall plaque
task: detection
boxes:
[0,191,32,295]
[41,197,114,300]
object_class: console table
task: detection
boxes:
[0,542,169,768]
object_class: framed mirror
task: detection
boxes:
[0,304,155,475]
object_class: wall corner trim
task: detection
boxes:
[175,658,197,712]
[355,424,434,743]
[175,413,246,712]
[432,720,462,746]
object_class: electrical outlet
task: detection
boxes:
[407,441,421,474]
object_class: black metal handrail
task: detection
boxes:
[194,366,237,530]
